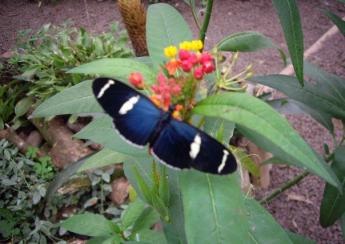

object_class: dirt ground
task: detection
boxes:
[1,0,345,243]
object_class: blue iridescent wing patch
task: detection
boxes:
[93,78,237,174]
[93,78,162,147]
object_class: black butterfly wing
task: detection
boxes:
[93,78,162,147]
[151,119,237,175]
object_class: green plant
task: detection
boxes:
[25,146,55,180]
[0,139,59,242]
[1,22,133,129]
[251,0,345,233]
[32,1,345,243]
[0,139,126,242]
[60,198,162,243]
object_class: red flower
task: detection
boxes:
[179,49,191,61]
[194,66,204,80]
[200,52,213,64]
[181,60,193,72]
[188,53,198,65]
[129,72,144,89]
[202,60,215,74]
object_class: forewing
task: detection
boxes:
[93,78,162,147]
[151,119,237,175]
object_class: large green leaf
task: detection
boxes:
[180,171,250,244]
[68,58,155,85]
[320,146,345,227]
[74,116,147,157]
[131,207,160,235]
[136,229,168,244]
[267,98,334,134]
[193,93,339,188]
[286,231,316,244]
[304,62,345,106]
[322,9,345,36]
[32,80,102,118]
[15,97,34,118]
[124,158,154,201]
[78,148,125,172]
[147,3,192,67]
[245,199,293,243]
[121,199,146,230]
[61,213,116,237]
[217,31,276,52]
[272,0,304,85]
[204,117,235,144]
[163,169,188,244]
[250,74,345,121]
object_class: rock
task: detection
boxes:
[110,177,129,205]
[26,130,42,147]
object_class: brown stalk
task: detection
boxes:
[118,0,148,57]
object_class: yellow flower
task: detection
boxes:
[191,40,203,51]
[164,45,177,58]
[179,41,192,50]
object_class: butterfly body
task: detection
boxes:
[93,78,237,175]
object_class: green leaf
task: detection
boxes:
[180,171,250,244]
[272,0,304,85]
[193,93,339,188]
[136,229,168,244]
[132,165,155,206]
[147,3,192,67]
[74,116,147,157]
[124,158,152,190]
[162,169,188,244]
[15,97,34,118]
[217,31,277,52]
[232,147,260,177]
[250,74,345,122]
[121,199,146,230]
[159,166,170,207]
[341,213,345,238]
[320,146,345,227]
[78,148,125,172]
[68,58,154,84]
[87,235,122,244]
[304,62,345,106]
[204,117,235,144]
[245,198,293,243]
[267,98,334,134]
[61,213,116,237]
[131,207,160,235]
[322,9,345,36]
[0,118,4,130]
[150,193,170,222]
[32,80,102,118]
[304,62,345,103]
[286,231,316,244]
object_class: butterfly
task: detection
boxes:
[92,78,237,175]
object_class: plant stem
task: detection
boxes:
[259,171,309,204]
[191,4,201,31]
[199,0,213,48]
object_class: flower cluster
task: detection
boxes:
[164,40,215,81]
[128,40,217,120]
